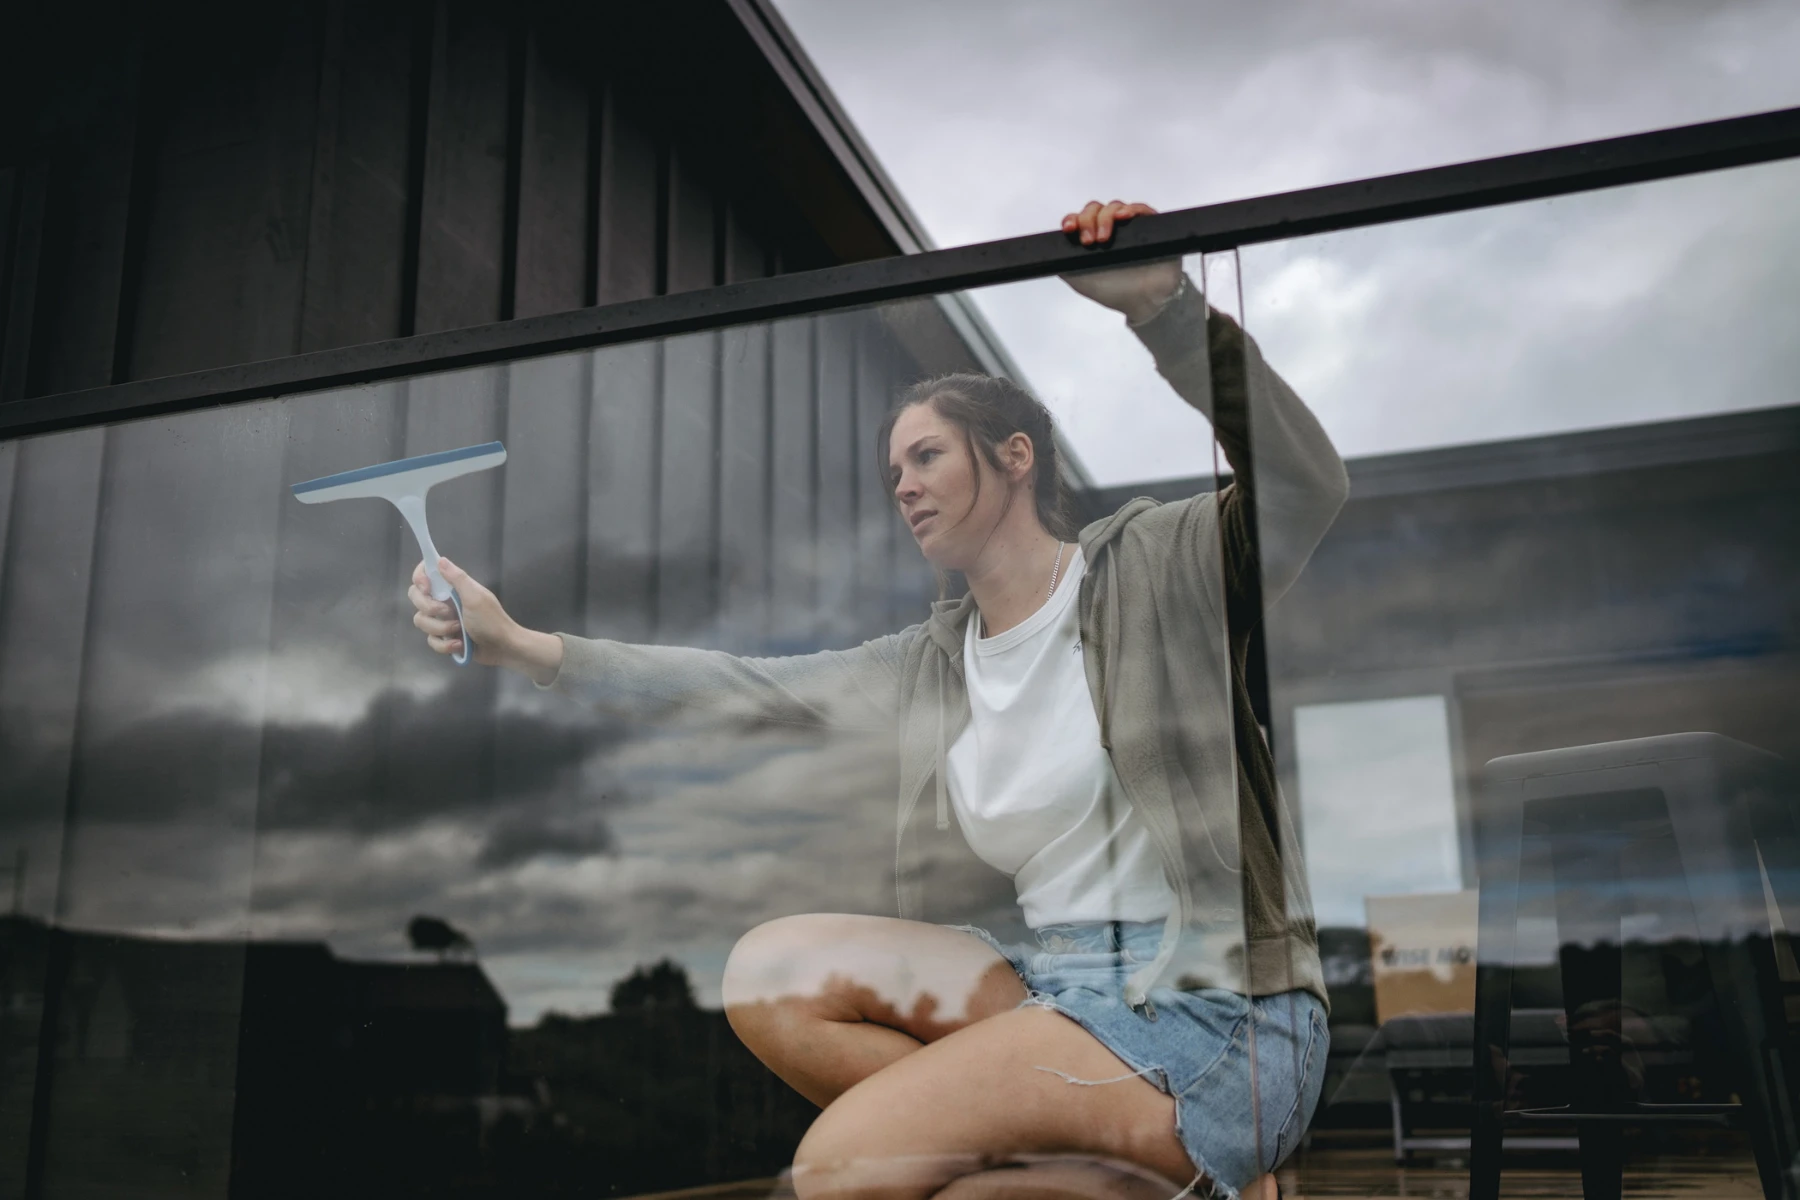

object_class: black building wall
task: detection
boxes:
[0,0,918,400]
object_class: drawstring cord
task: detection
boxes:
[935,663,949,831]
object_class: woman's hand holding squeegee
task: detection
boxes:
[410,557,564,685]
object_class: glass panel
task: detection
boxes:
[1241,156,1800,461]
[1241,156,1800,1193]
[0,254,1262,1197]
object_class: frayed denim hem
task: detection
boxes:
[1022,993,1239,1200]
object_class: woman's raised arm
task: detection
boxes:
[1059,200,1349,607]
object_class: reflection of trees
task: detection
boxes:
[509,959,815,1196]
[609,958,697,1012]
[407,915,474,960]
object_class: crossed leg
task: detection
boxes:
[723,914,1255,1200]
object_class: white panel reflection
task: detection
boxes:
[1293,695,1461,928]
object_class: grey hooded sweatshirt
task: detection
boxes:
[543,275,1349,1010]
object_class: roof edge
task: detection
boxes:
[723,0,1094,488]
[1081,402,1800,510]
[723,0,935,256]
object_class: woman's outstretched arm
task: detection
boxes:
[410,556,909,732]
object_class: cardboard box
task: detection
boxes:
[1365,890,1478,1024]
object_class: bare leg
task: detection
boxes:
[723,913,1028,1108]
[789,1006,1205,1200]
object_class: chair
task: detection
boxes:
[1384,1007,1576,1161]
[1468,733,1799,1200]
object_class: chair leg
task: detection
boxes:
[1669,779,1799,1200]
[1389,1081,1407,1164]
[1470,785,1525,1200]
[1552,825,1627,1200]
[1573,1122,1624,1200]
[1705,935,1795,1200]
[1469,967,1512,1200]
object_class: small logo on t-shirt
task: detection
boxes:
[1072,641,1083,655]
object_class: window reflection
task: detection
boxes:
[1,153,1795,1200]
[1294,695,1464,928]
[3,234,1346,1198]
[1247,159,1800,1192]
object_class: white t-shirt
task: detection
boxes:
[945,548,1176,928]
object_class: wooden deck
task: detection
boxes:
[1282,1140,1761,1200]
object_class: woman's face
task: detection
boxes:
[887,401,1012,571]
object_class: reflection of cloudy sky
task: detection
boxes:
[11,4,1800,1024]
[775,0,1800,483]
[0,375,926,1025]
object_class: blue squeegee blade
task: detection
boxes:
[291,441,506,496]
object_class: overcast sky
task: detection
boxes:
[773,0,1800,484]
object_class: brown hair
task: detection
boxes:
[875,372,1082,551]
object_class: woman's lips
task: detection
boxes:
[909,510,936,534]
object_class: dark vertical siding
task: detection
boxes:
[0,166,47,403]
[593,87,660,307]
[0,432,105,922]
[814,311,857,643]
[719,323,772,647]
[0,430,105,1198]
[718,211,773,646]
[412,2,511,335]
[512,27,591,320]
[665,145,717,296]
[656,331,720,641]
[768,318,816,650]
[6,0,921,394]
[584,340,660,644]
[853,312,899,638]
[123,6,323,379]
[494,351,590,844]
[19,68,138,395]
[502,355,591,642]
[297,3,419,351]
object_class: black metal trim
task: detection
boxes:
[6,104,1800,440]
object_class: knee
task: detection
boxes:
[723,913,858,1028]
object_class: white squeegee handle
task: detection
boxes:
[394,493,473,667]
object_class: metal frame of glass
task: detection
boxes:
[2,104,1797,440]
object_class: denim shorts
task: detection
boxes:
[951,920,1329,1200]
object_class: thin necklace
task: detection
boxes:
[981,541,1066,639]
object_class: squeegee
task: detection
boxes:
[291,441,507,666]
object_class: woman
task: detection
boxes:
[410,200,1349,1200]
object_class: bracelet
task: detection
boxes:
[1127,271,1192,328]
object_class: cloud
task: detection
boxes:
[774,0,1800,484]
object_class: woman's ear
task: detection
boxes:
[1002,432,1035,483]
